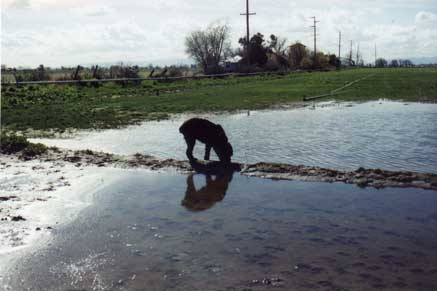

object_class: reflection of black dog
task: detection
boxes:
[179,118,233,164]
[181,172,233,212]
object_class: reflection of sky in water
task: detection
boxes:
[34,101,437,173]
[8,171,437,291]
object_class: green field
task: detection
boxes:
[1,68,437,133]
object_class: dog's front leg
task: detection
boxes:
[185,136,196,161]
[204,144,211,160]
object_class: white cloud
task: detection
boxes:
[415,11,437,28]
[1,0,437,67]
[76,6,114,17]
[6,0,31,9]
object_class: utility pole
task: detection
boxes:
[310,16,319,60]
[374,44,377,67]
[338,31,341,62]
[356,43,360,66]
[349,40,353,65]
[240,0,256,67]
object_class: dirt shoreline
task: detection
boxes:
[16,148,437,191]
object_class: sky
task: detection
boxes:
[1,0,437,68]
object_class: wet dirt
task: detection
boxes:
[19,148,437,191]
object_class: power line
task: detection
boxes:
[240,0,256,66]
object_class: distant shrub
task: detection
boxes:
[50,146,61,153]
[0,134,29,154]
[21,143,48,158]
[109,65,140,79]
[15,65,51,82]
[1,133,47,157]
[301,57,313,69]
[168,67,184,78]
[83,149,94,155]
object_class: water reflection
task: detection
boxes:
[182,160,235,211]
[6,172,437,291]
[182,173,233,212]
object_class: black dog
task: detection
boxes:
[179,118,233,164]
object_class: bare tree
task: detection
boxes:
[185,23,231,74]
[269,34,287,55]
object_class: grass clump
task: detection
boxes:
[1,134,30,154]
[21,142,48,158]
[1,133,47,158]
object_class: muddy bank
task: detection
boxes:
[14,148,437,191]
[242,163,437,190]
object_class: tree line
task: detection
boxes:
[1,63,192,83]
[185,23,417,74]
[185,23,341,74]
[375,58,414,68]
[2,22,421,83]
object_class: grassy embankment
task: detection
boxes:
[1,68,436,133]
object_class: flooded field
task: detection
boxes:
[4,171,437,291]
[34,101,437,173]
[4,100,436,290]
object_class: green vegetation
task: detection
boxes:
[0,133,48,157]
[2,68,436,133]
[1,64,190,83]
[0,134,30,154]
[21,142,49,158]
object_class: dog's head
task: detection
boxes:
[214,124,233,163]
[215,141,233,164]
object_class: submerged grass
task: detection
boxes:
[2,68,437,132]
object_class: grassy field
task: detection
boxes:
[1,68,436,133]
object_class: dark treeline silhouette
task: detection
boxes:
[185,23,344,74]
[1,63,193,83]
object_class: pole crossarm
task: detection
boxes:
[310,16,320,59]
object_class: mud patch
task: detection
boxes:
[14,148,437,191]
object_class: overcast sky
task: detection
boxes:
[1,0,436,67]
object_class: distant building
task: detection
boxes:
[289,42,306,51]
[288,43,308,68]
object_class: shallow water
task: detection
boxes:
[6,171,437,291]
[34,101,437,173]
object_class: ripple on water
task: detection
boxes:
[6,172,437,291]
[32,101,437,173]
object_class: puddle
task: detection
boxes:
[4,171,437,290]
[33,101,437,173]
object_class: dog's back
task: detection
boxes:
[179,118,227,145]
